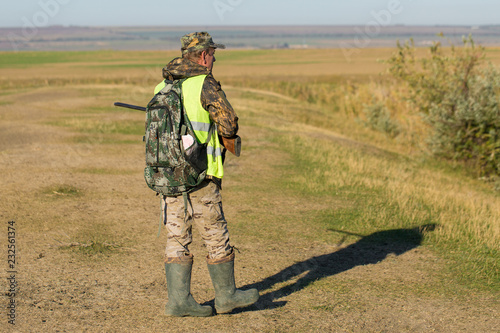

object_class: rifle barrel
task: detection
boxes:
[114,102,146,112]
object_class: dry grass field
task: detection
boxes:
[1,48,499,332]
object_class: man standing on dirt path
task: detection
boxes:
[155,32,259,317]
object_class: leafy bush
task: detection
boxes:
[362,101,400,137]
[388,35,500,177]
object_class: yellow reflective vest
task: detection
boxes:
[154,75,224,179]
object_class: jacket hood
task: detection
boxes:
[162,57,210,80]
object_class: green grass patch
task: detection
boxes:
[41,184,82,197]
[60,240,121,256]
[430,241,500,291]
[0,50,102,68]
[58,222,122,257]
[59,239,121,257]
[0,50,166,68]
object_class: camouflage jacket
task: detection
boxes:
[162,57,238,138]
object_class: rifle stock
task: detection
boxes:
[114,101,241,156]
[220,135,241,157]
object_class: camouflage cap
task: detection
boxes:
[181,32,226,55]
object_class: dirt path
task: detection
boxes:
[1,86,498,332]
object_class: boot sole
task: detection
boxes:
[165,310,213,317]
[215,296,259,314]
[165,306,213,317]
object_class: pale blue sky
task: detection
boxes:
[1,0,498,28]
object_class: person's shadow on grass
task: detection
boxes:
[232,224,437,313]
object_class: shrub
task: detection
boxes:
[362,101,400,137]
[388,35,500,177]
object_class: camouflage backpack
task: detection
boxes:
[143,79,213,197]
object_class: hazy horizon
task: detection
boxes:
[2,0,499,29]
[3,23,499,29]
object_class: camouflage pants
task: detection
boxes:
[162,180,232,260]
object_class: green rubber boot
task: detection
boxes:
[164,254,213,317]
[207,252,259,314]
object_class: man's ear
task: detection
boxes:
[199,50,208,66]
